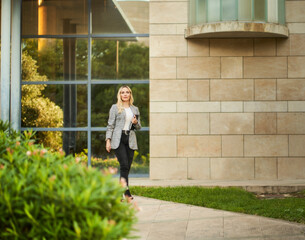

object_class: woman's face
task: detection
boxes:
[120,87,131,102]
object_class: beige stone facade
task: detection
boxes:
[149,0,305,180]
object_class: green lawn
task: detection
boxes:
[131,186,305,224]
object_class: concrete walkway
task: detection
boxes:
[131,196,305,240]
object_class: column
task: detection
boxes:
[1,0,12,122]
[11,0,22,131]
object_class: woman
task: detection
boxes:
[105,85,141,200]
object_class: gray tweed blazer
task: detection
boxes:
[106,104,141,150]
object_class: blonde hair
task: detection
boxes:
[116,85,134,113]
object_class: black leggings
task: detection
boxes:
[114,133,134,187]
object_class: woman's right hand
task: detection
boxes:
[106,139,111,153]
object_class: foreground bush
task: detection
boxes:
[0,122,137,239]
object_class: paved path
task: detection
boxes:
[131,196,305,240]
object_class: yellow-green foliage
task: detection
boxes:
[21,51,63,150]
[0,121,137,239]
[76,150,149,174]
[75,151,120,169]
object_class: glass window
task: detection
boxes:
[196,0,207,24]
[189,0,196,25]
[91,38,149,80]
[92,0,149,34]
[278,0,285,25]
[222,0,237,21]
[207,0,221,22]
[21,84,87,128]
[33,131,87,155]
[18,0,149,176]
[22,0,88,35]
[238,0,252,21]
[92,131,109,159]
[190,0,285,25]
[92,131,149,174]
[254,0,266,21]
[91,84,149,127]
[22,39,88,81]
[268,0,278,23]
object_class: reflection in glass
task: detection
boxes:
[222,0,237,21]
[196,0,207,24]
[254,0,266,21]
[238,0,252,21]
[278,0,285,25]
[22,39,88,81]
[207,0,221,22]
[92,0,149,34]
[189,0,196,25]
[91,38,149,80]
[268,0,278,23]
[190,0,285,25]
[92,131,149,174]
[91,84,149,128]
[22,0,88,35]
[33,131,87,155]
[21,85,87,128]
[92,132,109,159]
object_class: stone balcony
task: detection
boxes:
[185,21,289,39]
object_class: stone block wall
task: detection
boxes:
[149,0,305,180]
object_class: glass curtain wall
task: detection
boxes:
[21,0,149,175]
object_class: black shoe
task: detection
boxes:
[124,189,134,200]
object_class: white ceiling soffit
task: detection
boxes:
[112,0,136,34]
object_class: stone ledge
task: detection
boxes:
[130,178,305,194]
[185,21,289,38]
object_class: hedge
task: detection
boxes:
[0,121,137,240]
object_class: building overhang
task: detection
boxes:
[185,21,289,39]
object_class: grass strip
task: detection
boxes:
[131,186,305,224]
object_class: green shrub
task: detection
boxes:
[129,165,149,174]
[21,50,63,150]
[90,158,148,174]
[92,158,120,169]
[76,150,149,174]
[0,121,137,240]
[132,151,149,166]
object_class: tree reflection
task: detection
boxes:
[21,51,63,149]
[92,40,149,80]
[22,38,149,158]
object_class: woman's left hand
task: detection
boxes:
[132,115,138,125]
